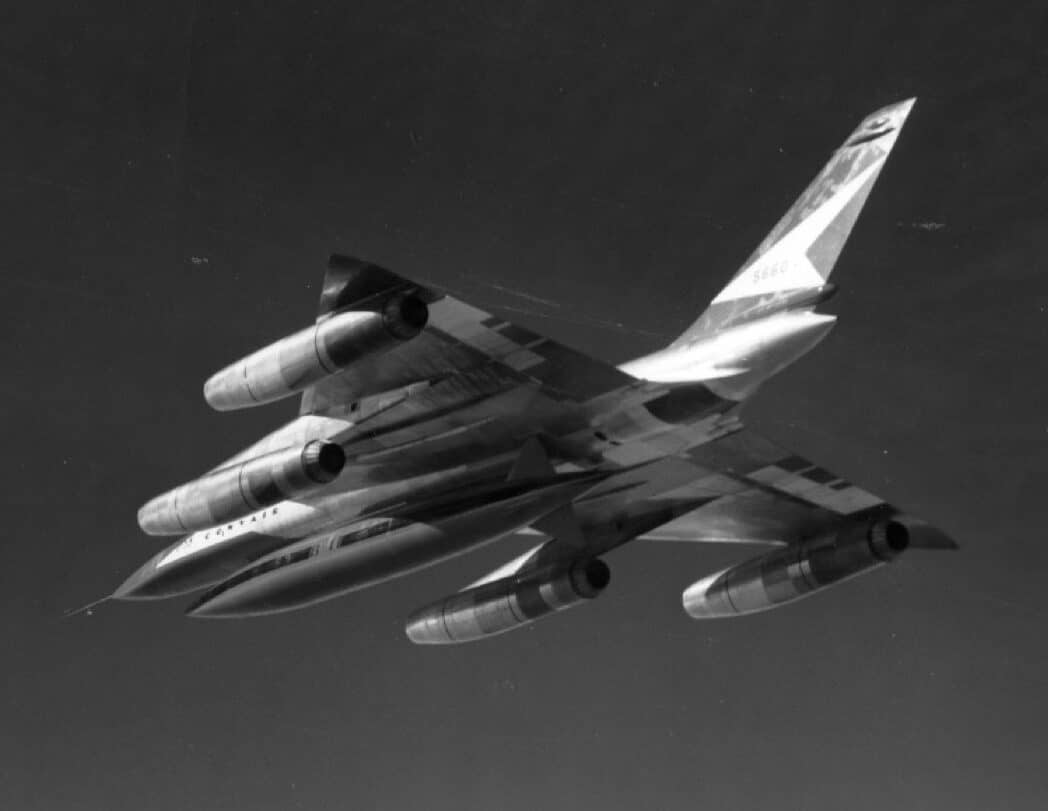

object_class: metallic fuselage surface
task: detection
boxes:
[188,472,606,617]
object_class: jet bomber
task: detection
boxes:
[108,99,956,643]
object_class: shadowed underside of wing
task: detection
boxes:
[300,254,637,419]
[461,425,955,589]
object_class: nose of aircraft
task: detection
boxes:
[112,558,162,601]
[112,548,221,601]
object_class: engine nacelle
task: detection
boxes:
[405,558,611,644]
[203,294,428,411]
[137,440,345,535]
[683,518,910,618]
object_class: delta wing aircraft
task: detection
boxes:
[107,99,956,643]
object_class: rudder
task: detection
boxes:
[675,98,916,345]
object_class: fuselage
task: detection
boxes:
[116,456,517,599]
[187,471,607,617]
[118,310,831,606]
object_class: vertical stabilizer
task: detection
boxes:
[674,99,915,345]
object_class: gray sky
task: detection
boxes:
[4,2,1046,809]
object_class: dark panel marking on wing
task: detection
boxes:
[683,428,784,475]
[496,323,544,346]
[645,385,725,424]
[802,467,837,484]
[525,341,633,401]
[777,455,813,473]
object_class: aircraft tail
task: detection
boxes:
[674,98,916,345]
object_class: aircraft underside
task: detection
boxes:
[95,98,956,644]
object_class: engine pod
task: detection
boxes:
[405,559,611,644]
[203,294,428,411]
[682,518,909,619]
[137,440,345,535]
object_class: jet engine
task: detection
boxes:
[405,558,610,644]
[137,440,345,535]
[203,294,429,411]
[683,517,913,618]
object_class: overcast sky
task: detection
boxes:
[4,2,1046,809]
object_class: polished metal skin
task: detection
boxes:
[137,441,345,536]
[681,513,957,620]
[620,310,837,391]
[684,519,917,618]
[187,472,606,618]
[203,294,428,411]
[108,99,958,639]
[623,100,917,401]
[405,559,610,644]
[118,456,517,599]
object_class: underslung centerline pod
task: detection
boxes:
[186,470,609,618]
